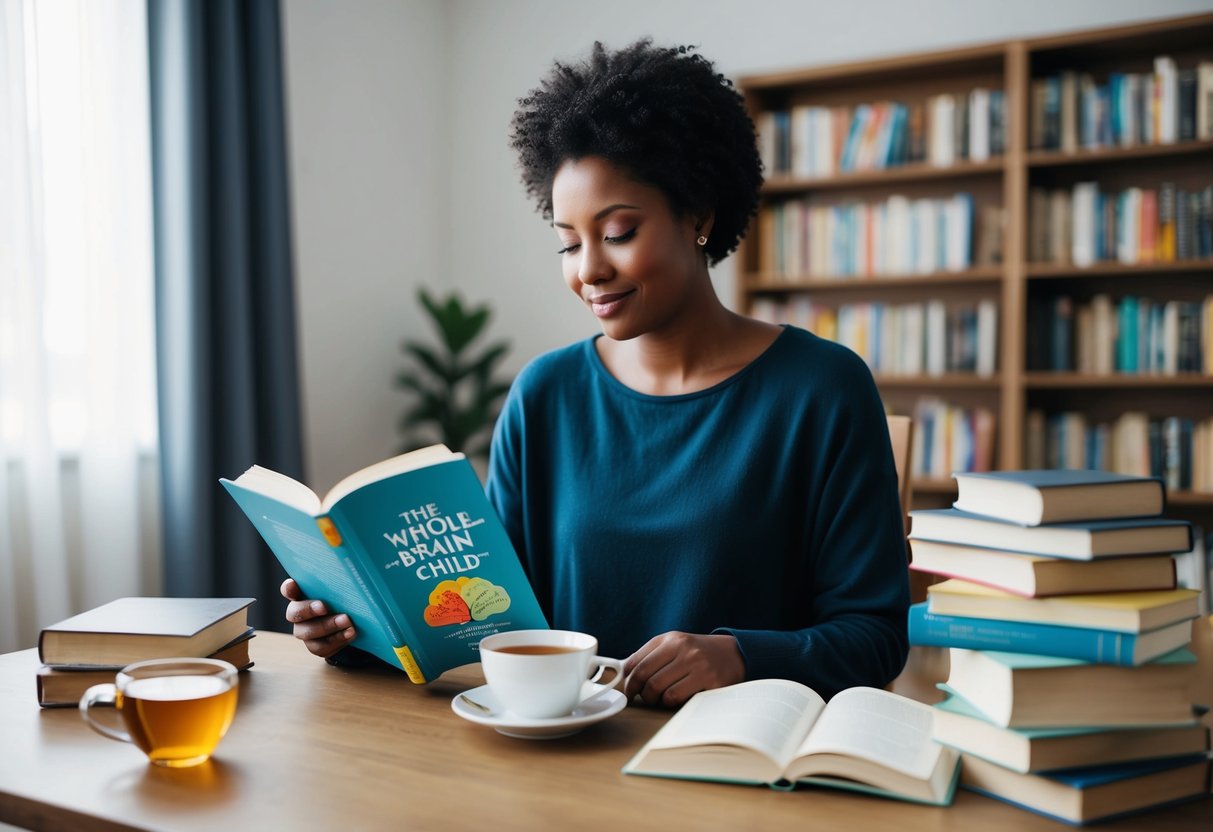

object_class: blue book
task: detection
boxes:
[951,469,1165,525]
[909,507,1190,558]
[221,445,548,683]
[961,752,1211,825]
[907,602,1192,665]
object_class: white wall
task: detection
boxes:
[285,0,1213,492]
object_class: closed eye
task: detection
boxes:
[557,228,635,255]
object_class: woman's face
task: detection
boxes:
[550,156,710,342]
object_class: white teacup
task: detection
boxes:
[478,629,625,719]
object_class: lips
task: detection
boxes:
[587,289,635,318]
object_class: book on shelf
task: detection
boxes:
[36,631,255,708]
[941,647,1197,729]
[932,693,1208,774]
[908,508,1193,559]
[38,597,255,667]
[221,444,549,684]
[908,539,1176,597]
[926,579,1200,632]
[622,680,960,806]
[960,752,1211,826]
[951,470,1165,526]
[908,602,1193,666]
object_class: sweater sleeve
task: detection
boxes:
[715,360,910,699]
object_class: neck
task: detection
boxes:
[602,294,761,396]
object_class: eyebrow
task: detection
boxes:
[552,203,640,229]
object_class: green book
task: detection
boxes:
[221,444,548,683]
[623,679,960,806]
[932,691,1207,773]
[943,647,1198,728]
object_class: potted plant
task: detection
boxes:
[396,288,512,460]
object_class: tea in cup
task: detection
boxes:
[79,657,239,767]
[478,629,625,719]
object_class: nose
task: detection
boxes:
[577,242,611,285]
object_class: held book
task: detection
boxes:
[908,602,1194,666]
[35,631,256,708]
[932,693,1208,774]
[951,470,1165,526]
[622,680,960,806]
[220,444,548,684]
[908,508,1192,559]
[908,538,1177,597]
[926,579,1201,633]
[960,753,1211,826]
[37,597,255,667]
[942,647,1198,728]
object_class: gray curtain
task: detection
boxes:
[148,0,302,631]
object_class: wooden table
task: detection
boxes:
[1,632,1209,831]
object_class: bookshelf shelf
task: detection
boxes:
[763,159,1004,194]
[875,374,1001,389]
[1026,260,1213,278]
[1024,373,1213,389]
[746,267,1003,292]
[1027,138,1213,168]
[738,12,1213,510]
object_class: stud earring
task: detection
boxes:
[696,235,708,246]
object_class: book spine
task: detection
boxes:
[907,603,1148,666]
[319,515,429,684]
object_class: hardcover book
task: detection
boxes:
[36,631,256,708]
[221,444,548,684]
[932,693,1208,774]
[908,508,1192,559]
[622,680,960,806]
[943,647,1197,728]
[926,579,1200,633]
[908,538,1177,597]
[37,597,255,667]
[960,752,1211,826]
[950,470,1165,526]
[908,602,1193,666]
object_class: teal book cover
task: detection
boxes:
[221,447,549,683]
[907,602,1192,665]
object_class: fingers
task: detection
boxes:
[624,632,746,708]
[279,584,355,659]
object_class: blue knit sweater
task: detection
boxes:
[485,326,909,698]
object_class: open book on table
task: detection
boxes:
[623,679,960,806]
[220,444,548,684]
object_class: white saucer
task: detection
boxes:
[450,684,627,739]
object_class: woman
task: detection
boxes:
[284,39,909,707]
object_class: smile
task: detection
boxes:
[587,290,635,318]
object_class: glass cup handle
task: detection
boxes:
[578,656,626,708]
[79,684,132,743]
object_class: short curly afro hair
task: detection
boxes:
[509,40,763,267]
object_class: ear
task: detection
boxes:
[694,211,715,243]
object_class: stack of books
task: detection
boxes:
[36,597,256,707]
[906,470,1211,825]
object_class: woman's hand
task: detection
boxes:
[623,631,745,707]
[280,578,356,659]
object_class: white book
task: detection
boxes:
[903,304,925,376]
[1070,182,1098,267]
[1155,56,1178,144]
[968,88,990,162]
[930,95,955,167]
[976,299,997,378]
[914,199,938,273]
[1163,301,1180,376]
[886,195,911,274]
[925,301,947,376]
[1198,62,1213,141]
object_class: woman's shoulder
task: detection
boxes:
[511,337,596,394]
[768,325,873,378]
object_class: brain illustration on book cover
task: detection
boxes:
[423,577,512,627]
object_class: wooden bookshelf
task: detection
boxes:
[737,12,1213,512]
